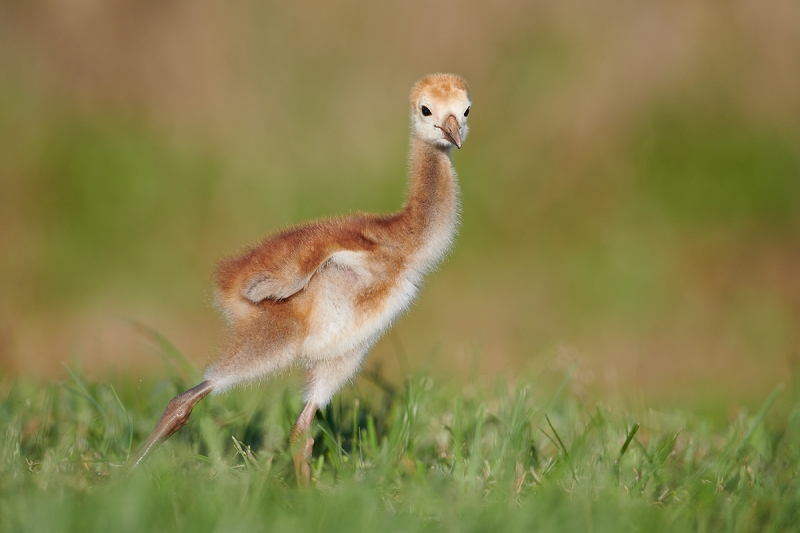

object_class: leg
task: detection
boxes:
[124,380,214,474]
[289,400,318,488]
[291,351,367,487]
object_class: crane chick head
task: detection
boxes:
[411,73,471,150]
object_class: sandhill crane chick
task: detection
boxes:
[126,73,472,487]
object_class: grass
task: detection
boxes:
[1,356,798,533]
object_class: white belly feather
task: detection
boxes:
[301,207,457,363]
[300,251,420,362]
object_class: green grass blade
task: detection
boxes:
[61,363,105,416]
[130,320,197,379]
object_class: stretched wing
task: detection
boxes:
[241,265,316,302]
[216,218,380,304]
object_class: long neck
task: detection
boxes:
[396,136,460,267]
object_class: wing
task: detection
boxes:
[216,218,380,304]
[241,267,315,302]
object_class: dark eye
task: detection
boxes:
[421,105,432,116]
[464,106,470,117]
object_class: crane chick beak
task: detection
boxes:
[437,115,462,149]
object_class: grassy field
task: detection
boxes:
[2,346,797,532]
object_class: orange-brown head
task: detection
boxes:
[410,73,471,150]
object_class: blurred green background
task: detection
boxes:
[1,0,798,410]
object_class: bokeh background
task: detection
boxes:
[1,0,798,412]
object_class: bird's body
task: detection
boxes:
[208,138,460,402]
[126,73,472,485]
